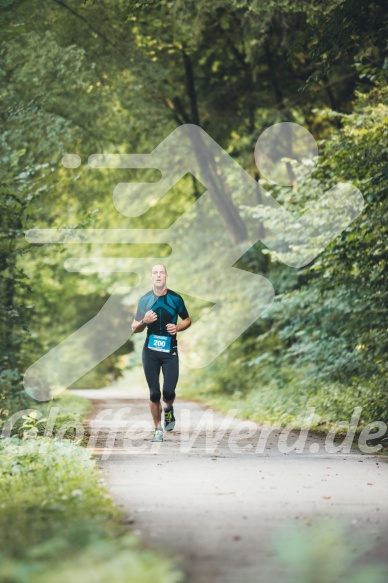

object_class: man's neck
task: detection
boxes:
[153,286,167,296]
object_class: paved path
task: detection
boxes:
[70,386,388,583]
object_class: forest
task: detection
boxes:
[1,0,387,430]
[1,1,388,581]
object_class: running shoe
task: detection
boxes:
[164,406,175,431]
[151,427,164,442]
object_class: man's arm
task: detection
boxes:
[131,318,146,333]
[166,317,191,335]
[131,309,158,333]
[178,317,191,332]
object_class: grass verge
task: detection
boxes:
[178,364,388,454]
[0,393,183,583]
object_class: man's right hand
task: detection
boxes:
[132,310,157,333]
[143,310,158,324]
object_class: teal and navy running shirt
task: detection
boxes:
[135,289,189,350]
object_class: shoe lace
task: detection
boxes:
[165,410,173,422]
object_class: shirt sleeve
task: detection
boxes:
[178,296,189,319]
[134,298,145,321]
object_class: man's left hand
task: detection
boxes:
[166,323,178,335]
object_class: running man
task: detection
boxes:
[131,264,191,442]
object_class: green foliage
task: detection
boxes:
[259,85,388,422]
[1,0,387,428]
[271,518,388,583]
[0,389,90,443]
[181,84,388,430]
[298,0,388,86]
[2,1,385,579]
[0,436,182,582]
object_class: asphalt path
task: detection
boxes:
[69,383,388,583]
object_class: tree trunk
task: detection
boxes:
[181,48,249,244]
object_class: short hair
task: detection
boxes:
[151,263,167,275]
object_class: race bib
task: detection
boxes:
[147,334,172,353]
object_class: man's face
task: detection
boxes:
[151,264,167,289]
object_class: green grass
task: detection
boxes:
[178,359,388,448]
[269,517,388,583]
[0,390,183,583]
[1,391,92,440]
[0,435,183,583]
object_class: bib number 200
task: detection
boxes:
[148,334,171,353]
